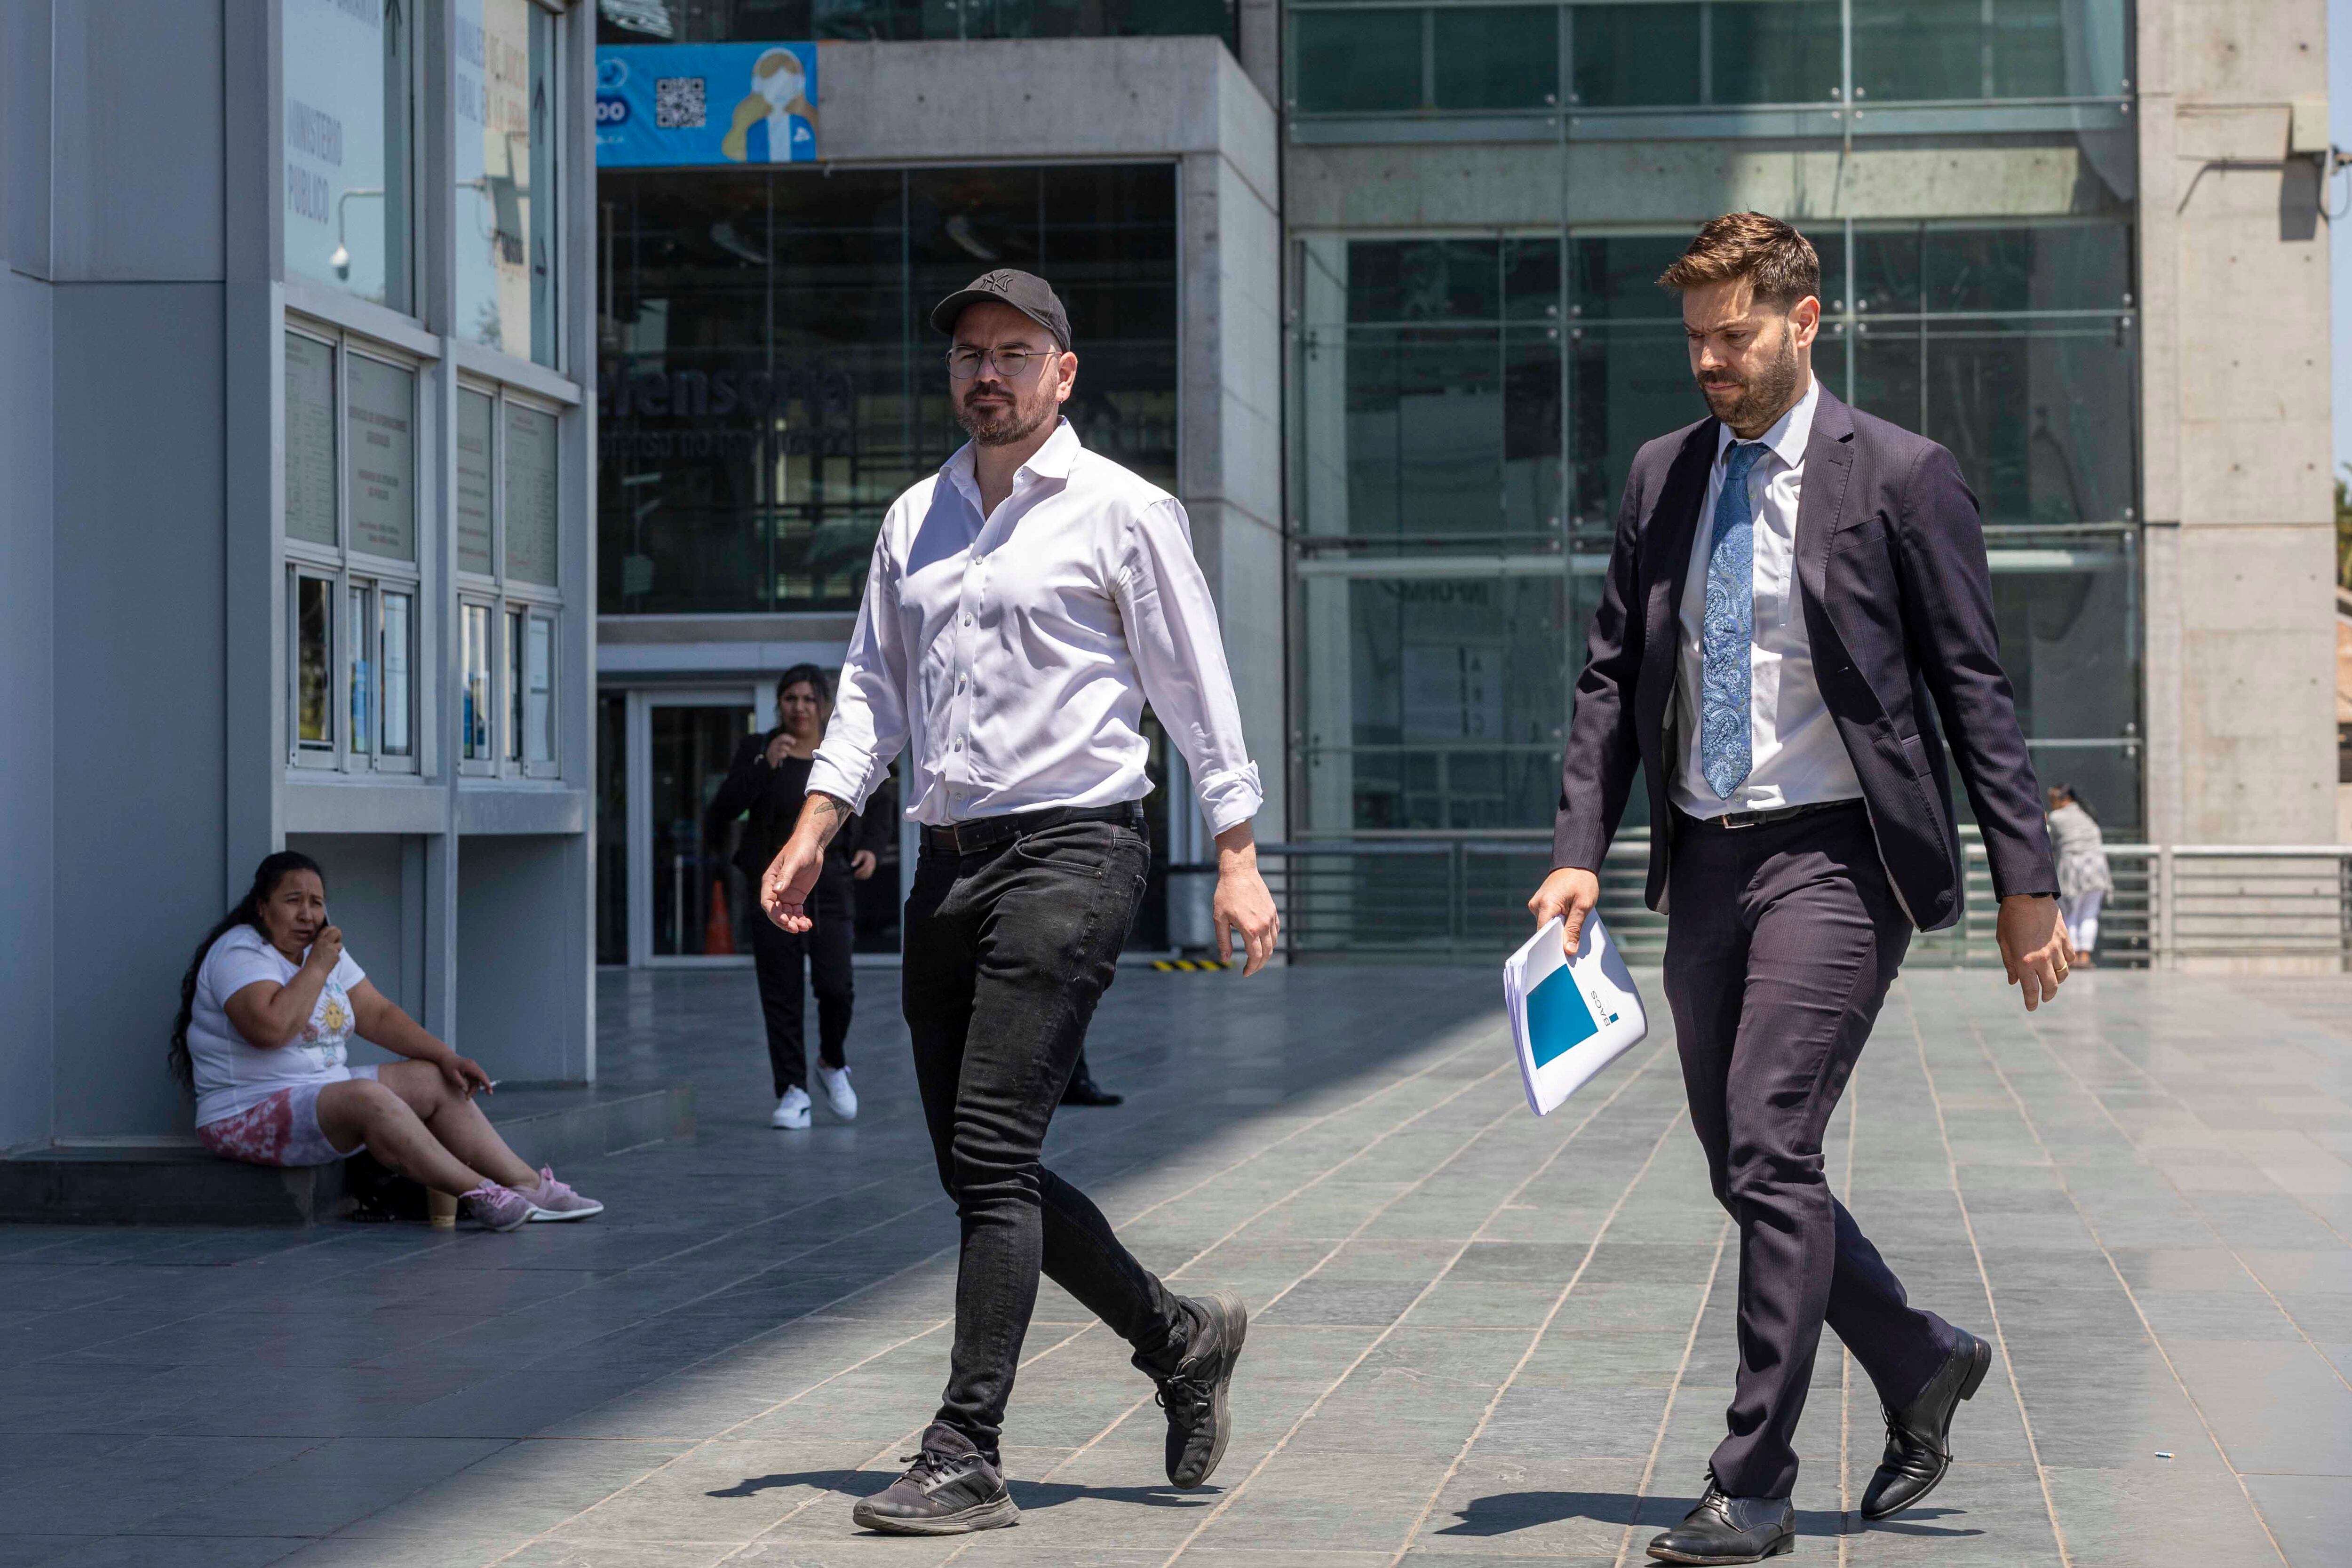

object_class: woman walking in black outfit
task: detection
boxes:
[707,666,887,1129]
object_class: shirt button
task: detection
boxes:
[963,614,973,627]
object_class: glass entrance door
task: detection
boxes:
[623,689,760,965]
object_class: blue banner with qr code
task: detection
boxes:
[596,43,818,167]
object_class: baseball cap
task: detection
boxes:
[930,269,1072,351]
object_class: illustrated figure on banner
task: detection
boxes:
[723,48,816,162]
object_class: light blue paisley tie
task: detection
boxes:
[1700,441,1768,800]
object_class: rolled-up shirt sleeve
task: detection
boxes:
[1114,497,1263,836]
[807,529,910,816]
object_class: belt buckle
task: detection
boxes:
[1718,808,1765,831]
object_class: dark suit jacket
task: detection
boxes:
[1551,386,2057,932]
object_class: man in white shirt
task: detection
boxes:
[1528,215,2072,1563]
[760,269,1279,1536]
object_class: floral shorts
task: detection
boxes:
[198,1067,379,1168]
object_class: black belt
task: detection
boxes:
[920,801,1144,858]
[1680,797,1867,833]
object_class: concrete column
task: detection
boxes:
[1176,56,1286,843]
[2137,0,2335,845]
[1236,0,1279,112]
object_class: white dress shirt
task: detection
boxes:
[808,419,1264,835]
[1670,377,1863,818]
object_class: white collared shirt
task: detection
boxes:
[1671,377,1863,818]
[808,420,1264,835]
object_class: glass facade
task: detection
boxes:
[283,0,414,310]
[1295,219,2142,845]
[597,162,1177,614]
[456,0,560,365]
[596,0,1238,47]
[1289,0,2130,133]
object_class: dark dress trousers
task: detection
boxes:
[707,732,889,1095]
[1552,387,2057,1499]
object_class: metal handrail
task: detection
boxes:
[1173,834,2352,970]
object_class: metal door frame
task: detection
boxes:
[625,685,764,968]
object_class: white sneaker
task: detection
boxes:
[817,1064,858,1122]
[770,1086,812,1130]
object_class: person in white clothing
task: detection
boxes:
[2046,783,2113,964]
[170,851,603,1231]
[758,269,1278,1535]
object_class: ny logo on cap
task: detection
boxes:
[980,270,1021,290]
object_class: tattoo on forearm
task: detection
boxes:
[804,793,850,851]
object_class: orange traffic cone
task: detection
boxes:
[705,880,735,955]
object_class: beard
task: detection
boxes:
[954,387,1055,448]
[1699,327,1802,434]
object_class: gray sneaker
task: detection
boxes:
[850,1424,1018,1536]
[1149,1290,1248,1488]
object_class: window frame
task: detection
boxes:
[457,375,567,779]
[282,318,429,777]
[280,0,424,317]
[454,0,568,371]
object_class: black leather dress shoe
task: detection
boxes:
[1061,1061,1123,1106]
[1646,1478,1794,1564]
[1862,1328,1993,1519]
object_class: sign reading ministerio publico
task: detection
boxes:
[596,42,818,167]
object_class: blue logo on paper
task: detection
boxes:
[1525,968,1601,1069]
[598,55,629,90]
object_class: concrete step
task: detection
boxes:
[0,1081,694,1226]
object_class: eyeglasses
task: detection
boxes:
[946,345,1055,381]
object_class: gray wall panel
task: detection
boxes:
[455,836,581,1083]
[52,282,227,1138]
[49,0,226,281]
[0,267,56,1151]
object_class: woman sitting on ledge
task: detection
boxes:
[170,851,604,1232]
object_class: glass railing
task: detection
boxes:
[1287,0,2131,141]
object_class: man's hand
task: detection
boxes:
[1212,824,1280,976]
[850,850,878,881]
[1528,868,1601,958]
[1995,893,2074,1011]
[762,793,851,932]
[761,834,826,933]
[439,1054,494,1098]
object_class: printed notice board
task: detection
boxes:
[596,43,818,167]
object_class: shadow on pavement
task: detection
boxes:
[1437,1490,1981,1539]
[709,1467,1215,1512]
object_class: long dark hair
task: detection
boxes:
[2050,782,2096,823]
[169,851,325,1090]
[776,662,834,729]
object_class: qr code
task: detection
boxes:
[654,76,706,129]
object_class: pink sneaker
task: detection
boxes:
[458,1181,533,1232]
[524,1166,604,1222]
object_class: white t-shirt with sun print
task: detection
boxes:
[187,925,368,1127]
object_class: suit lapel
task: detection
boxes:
[1642,421,1721,689]
[1796,385,1857,619]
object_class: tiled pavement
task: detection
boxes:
[2,962,2348,1567]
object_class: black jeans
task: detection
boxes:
[750,870,853,1097]
[1664,805,1959,1500]
[903,813,1186,1457]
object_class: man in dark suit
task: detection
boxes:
[1527,213,2074,1565]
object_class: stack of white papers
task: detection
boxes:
[1503,914,1647,1116]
